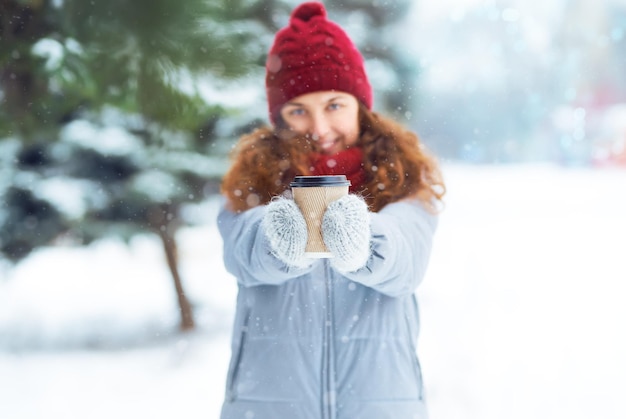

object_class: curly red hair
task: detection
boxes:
[221,105,445,213]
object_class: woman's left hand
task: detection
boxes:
[322,194,371,272]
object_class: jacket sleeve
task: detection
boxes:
[217,201,317,287]
[340,198,438,297]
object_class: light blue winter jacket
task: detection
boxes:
[218,197,437,419]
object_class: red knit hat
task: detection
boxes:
[265,2,373,124]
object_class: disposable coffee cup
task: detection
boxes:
[290,175,351,258]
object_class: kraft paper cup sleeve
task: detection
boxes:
[290,175,350,258]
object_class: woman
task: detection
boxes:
[217,2,445,418]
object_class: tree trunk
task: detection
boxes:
[158,229,195,331]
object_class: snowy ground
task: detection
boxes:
[1,163,625,419]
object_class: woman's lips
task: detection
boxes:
[318,139,337,151]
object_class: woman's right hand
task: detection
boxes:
[261,197,309,268]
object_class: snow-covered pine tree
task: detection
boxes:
[0,0,281,331]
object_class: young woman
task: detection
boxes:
[217,3,445,418]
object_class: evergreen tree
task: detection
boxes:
[0,0,280,331]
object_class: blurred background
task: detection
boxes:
[1,1,626,418]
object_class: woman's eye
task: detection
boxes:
[328,103,340,110]
[289,108,305,116]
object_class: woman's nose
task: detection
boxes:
[309,113,330,140]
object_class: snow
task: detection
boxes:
[60,121,145,156]
[2,164,626,419]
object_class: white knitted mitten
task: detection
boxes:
[322,194,371,273]
[261,198,309,268]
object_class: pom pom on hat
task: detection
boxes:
[291,1,326,21]
[265,1,372,124]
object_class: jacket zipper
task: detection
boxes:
[323,260,336,419]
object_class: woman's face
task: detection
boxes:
[280,91,360,155]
